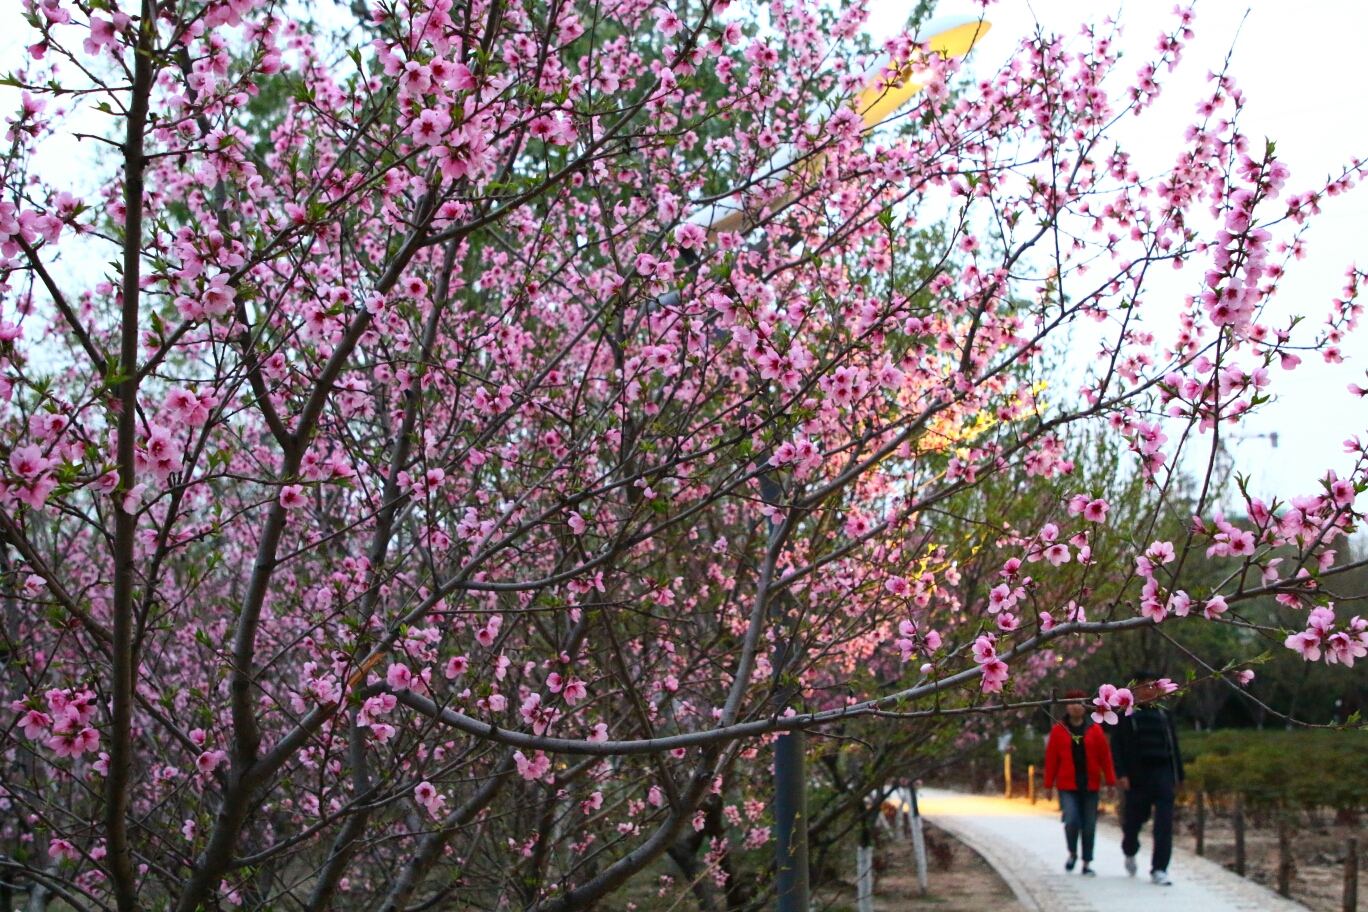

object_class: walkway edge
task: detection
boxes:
[924,815,1046,912]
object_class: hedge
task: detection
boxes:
[1183,730,1368,811]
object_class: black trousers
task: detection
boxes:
[1121,770,1175,873]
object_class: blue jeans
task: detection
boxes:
[1059,790,1099,862]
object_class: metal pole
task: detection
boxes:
[1028,764,1036,804]
[774,730,809,912]
[1196,791,1206,856]
[1234,795,1247,877]
[1278,809,1293,897]
[1345,836,1358,912]
[1003,754,1011,799]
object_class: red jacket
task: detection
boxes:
[1044,721,1117,791]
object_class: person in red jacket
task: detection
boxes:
[1044,690,1117,875]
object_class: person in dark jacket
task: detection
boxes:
[1110,670,1184,886]
[1044,689,1116,875]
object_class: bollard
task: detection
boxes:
[1346,836,1359,912]
[1029,764,1036,804]
[856,845,874,912]
[1196,791,1206,856]
[1004,754,1012,799]
[1278,811,1294,897]
[910,788,928,895]
[1234,795,1247,877]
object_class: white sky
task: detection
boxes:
[868,0,1368,503]
[2,0,1366,503]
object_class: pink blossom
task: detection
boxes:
[1168,590,1192,617]
[17,709,52,739]
[415,781,446,817]
[49,838,79,862]
[9,445,49,480]
[196,750,226,774]
[1308,607,1338,637]
[200,274,236,316]
[1237,670,1256,686]
[884,576,910,597]
[1203,596,1229,619]
[444,655,469,678]
[675,223,706,250]
[1140,599,1167,623]
[987,584,1016,614]
[46,726,99,758]
[652,7,683,36]
[971,634,997,664]
[979,659,1009,693]
[1329,474,1357,508]
[386,663,412,690]
[562,678,588,704]
[514,750,551,781]
[1326,631,1368,667]
[279,484,308,510]
[122,483,147,514]
[1285,629,1323,661]
[1082,499,1109,523]
[1091,684,1127,725]
[1146,541,1176,564]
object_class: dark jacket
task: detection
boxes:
[1110,705,1184,783]
[1044,720,1116,791]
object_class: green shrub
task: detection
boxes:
[1184,730,1368,811]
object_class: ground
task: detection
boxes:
[1193,811,1363,912]
[813,824,1025,912]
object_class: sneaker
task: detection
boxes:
[1081,864,1096,877]
[1124,855,1137,877]
[1151,870,1172,886]
[1065,854,1077,872]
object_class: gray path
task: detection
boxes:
[919,788,1306,912]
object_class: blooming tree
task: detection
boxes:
[0,0,1366,909]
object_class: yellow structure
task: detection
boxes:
[855,14,992,129]
[687,13,992,235]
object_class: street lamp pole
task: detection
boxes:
[773,726,810,912]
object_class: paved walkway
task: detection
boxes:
[918,789,1306,912]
